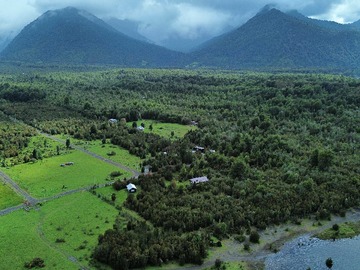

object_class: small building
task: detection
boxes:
[137,126,145,131]
[190,176,209,184]
[193,146,205,153]
[143,165,152,174]
[190,121,198,126]
[126,183,137,193]
[109,118,118,124]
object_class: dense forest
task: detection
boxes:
[0,68,359,269]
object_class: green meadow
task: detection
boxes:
[0,191,118,270]
[0,183,23,209]
[127,120,197,139]
[55,136,143,171]
[94,186,129,207]
[87,141,142,171]
[4,150,131,198]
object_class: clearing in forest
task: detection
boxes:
[3,150,131,198]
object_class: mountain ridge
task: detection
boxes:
[1,6,360,71]
[191,8,360,69]
[0,7,184,67]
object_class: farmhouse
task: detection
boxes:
[190,176,209,184]
[108,118,118,124]
[126,183,137,193]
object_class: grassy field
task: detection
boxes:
[0,182,23,209]
[94,186,128,207]
[0,191,120,270]
[56,136,143,171]
[127,120,197,139]
[3,150,131,198]
[40,192,118,269]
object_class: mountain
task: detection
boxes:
[192,8,360,69]
[0,32,14,52]
[351,20,360,30]
[0,7,184,67]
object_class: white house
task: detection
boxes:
[126,183,137,193]
[190,176,209,184]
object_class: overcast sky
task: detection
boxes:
[1,0,360,43]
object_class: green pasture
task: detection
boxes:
[56,136,142,171]
[0,182,23,209]
[94,186,129,208]
[87,142,142,171]
[127,120,197,139]
[4,150,131,198]
[0,191,117,270]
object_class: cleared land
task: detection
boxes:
[0,182,23,209]
[0,191,118,270]
[4,150,131,198]
[127,120,197,139]
[56,137,142,171]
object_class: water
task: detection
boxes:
[265,235,360,270]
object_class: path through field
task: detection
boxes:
[40,132,141,178]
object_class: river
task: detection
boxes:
[265,234,360,270]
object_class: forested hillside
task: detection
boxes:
[0,69,359,268]
[0,7,184,67]
[192,8,360,70]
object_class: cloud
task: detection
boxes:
[312,0,360,23]
[0,1,38,36]
[123,1,232,42]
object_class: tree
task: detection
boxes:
[64,96,70,106]
[214,258,223,269]
[230,158,248,180]
[24,257,45,269]
[325,257,333,269]
[111,193,116,202]
[132,122,138,128]
[318,150,333,171]
[56,145,60,155]
[149,124,153,131]
[90,124,98,134]
[32,149,41,160]
[66,138,71,149]
[249,230,260,243]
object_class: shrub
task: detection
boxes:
[24,258,45,269]
[110,171,122,178]
[249,230,260,244]
[55,238,65,243]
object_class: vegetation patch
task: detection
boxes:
[315,221,360,240]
